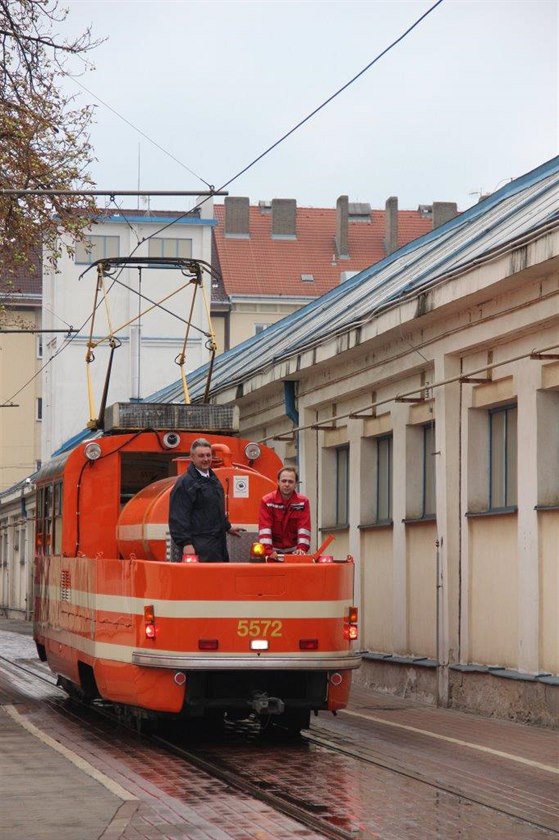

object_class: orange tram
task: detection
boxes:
[33,402,361,734]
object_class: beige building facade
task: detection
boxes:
[0,267,42,493]
[181,159,559,724]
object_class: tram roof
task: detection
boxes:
[147,155,559,405]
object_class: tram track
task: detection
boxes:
[2,652,558,839]
[1,654,356,839]
[303,725,559,835]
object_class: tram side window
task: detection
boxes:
[36,486,54,554]
[37,484,62,554]
[53,482,63,554]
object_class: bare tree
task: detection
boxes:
[0,0,102,280]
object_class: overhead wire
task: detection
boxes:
[1,0,446,407]
[67,75,214,190]
[136,0,446,245]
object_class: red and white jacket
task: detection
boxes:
[258,489,311,556]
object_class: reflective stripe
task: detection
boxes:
[298,528,311,537]
[259,528,272,535]
[37,585,352,618]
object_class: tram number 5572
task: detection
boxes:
[237,619,283,637]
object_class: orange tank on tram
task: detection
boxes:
[33,402,361,734]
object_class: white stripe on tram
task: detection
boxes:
[40,584,353,619]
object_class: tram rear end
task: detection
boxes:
[32,403,361,734]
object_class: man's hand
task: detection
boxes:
[294,548,305,555]
[229,527,245,538]
[182,544,195,555]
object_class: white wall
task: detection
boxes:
[42,203,215,457]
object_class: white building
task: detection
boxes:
[42,201,216,458]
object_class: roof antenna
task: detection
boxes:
[137,143,141,210]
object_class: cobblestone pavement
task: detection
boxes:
[1,620,558,839]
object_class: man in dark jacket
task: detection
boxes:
[169,438,241,562]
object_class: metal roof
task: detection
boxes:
[142,157,559,404]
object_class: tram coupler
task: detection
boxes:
[248,690,285,715]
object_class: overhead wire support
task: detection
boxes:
[0,328,77,334]
[0,189,228,197]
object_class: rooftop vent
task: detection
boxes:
[258,201,272,214]
[418,204,433,217]
[348,202,371,222]
[104,403,239,434]
[301,273,314,283]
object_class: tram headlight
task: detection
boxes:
[84,442,102,461]
[244,442,261,462]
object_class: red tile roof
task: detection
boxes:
[213,204,433,298]
[0,246,42,299]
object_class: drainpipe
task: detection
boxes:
[284,381,299,425]
[284,381,300,472]
[436,536,448,706]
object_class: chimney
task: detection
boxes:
[385,196,398,255]
[432,202,458,229]
[224,196,250,237]
[271,199,296,238]
[335,195,349,258]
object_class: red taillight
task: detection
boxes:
[144,604,156,640]
[182,553,199,563]
[317,555,333,563]
[299,639,319,650]
[344,606,358,641]
[198,639,219,650]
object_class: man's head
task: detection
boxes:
[190,438,212,471]
[277,466,298,499]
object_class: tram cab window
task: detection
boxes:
[120,452,178,504]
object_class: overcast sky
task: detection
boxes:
[62,0,558,214]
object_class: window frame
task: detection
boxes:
[422,423,436,517]
[335,444,350,527]
[375,434,393,523]
[75,235,120,265]
[488,404,517,511]
[147,237,192,261]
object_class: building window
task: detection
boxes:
[254,323,270,335]
[376,435,393,522]
[336,445,349,526]
[75,235,120,264]
[423,423,436,516]
[489,405,517,509]
[36,397,42,421]
[36,334,43,359]
[148,238,192,259]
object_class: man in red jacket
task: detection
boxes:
[258,466,311,559]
